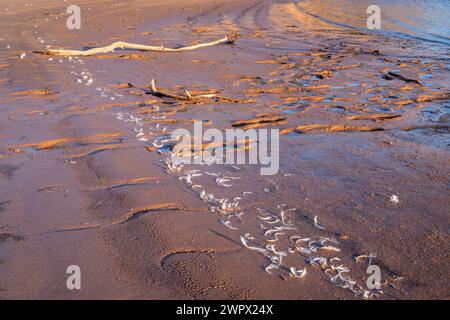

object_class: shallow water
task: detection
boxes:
[297,0,450,46]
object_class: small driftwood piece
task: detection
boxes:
[135,79,246,104]
[40,34,236,57]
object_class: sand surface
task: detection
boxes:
[0,0,449,299]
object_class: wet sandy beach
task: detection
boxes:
[0,0,449,299]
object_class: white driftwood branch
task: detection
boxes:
[146,79,245,103]
[41,34,235,56]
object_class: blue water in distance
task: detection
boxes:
[297,0,450,46]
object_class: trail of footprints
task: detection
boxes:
[58,57,389,299]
